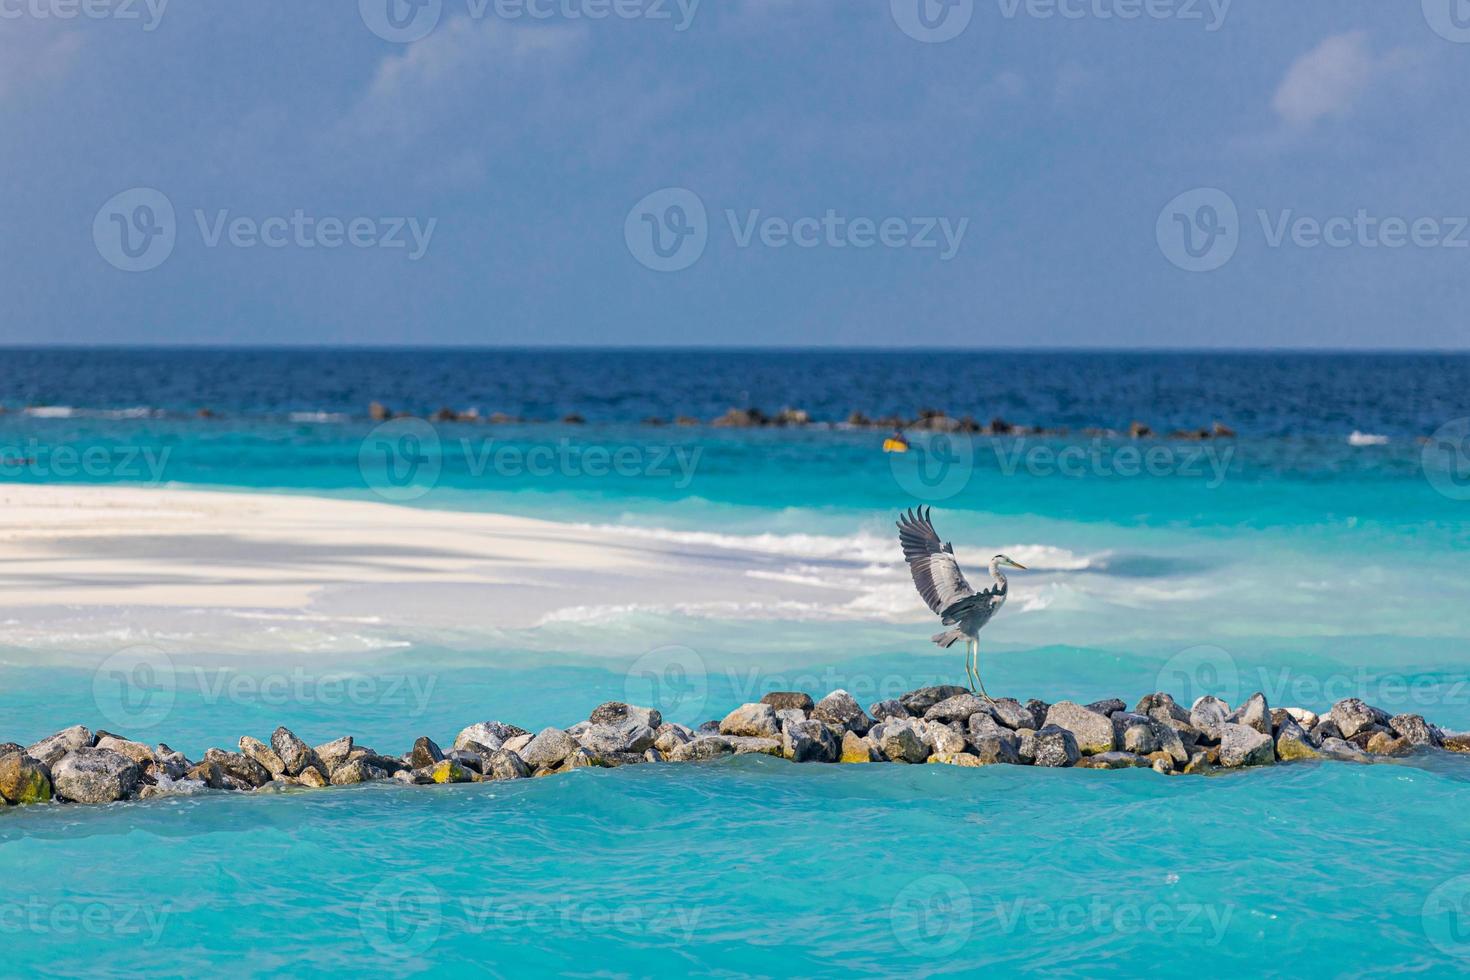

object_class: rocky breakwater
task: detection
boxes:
[4,690,1468,810]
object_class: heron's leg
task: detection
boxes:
[974,640,991,700]
[965,639,977,693]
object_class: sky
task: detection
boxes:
[2,0,1469,348]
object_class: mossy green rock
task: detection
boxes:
[0,753,53,804]
[431,760,469,784]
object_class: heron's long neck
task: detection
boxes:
[989,559,1006,589]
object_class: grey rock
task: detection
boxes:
[589,702,662,731]
[271,727,328,780]
[726,736,783,757]
[1114,713,1163,755]
[1273,716,1321,761]
[1389,713,1443,748]
[1309,719,1342,743]
[1190,696,1230,733]
[868,699,910,722]
[775,708,806,731]
[578,724,656,758]
[812,690,873,736]
[94,735,155,767]
[1151,719,1189,765]
[1080,751,1148,769]
[444,749,484,773]
[485,749,531,780]
[986,698,1036,730]
[925,722,968,757]
[1226,692,1271,735]
[923,693,991,724]
[1330,699,1389,739]
[1283,707,1320,730]
[720,703,781,738]
[1318,737,1372,764]
[653,723,694,755]
[1135,692,1190,724]
[878,720,931,764]
[1043,701,1116,755]
[519,728,580,769]
[759,692,813,712]
[1024,699,1051,729]
[1031,726,1080,767]
[1086,698,1127,717]
[331,759,389,785]
[1216,723,1275,768]
[454,722,522,752]
[969,732,1020,765]
[52,748,141,803]
[25,725,94,768]
[1015,728,1038,765]
[409,736,444,770]
[696,721,722,735]
[781,720,838,763]
[670,736,736,762]
[900,685,968,715]
[394,767,435,785]
[503,732,534,755]
[185,761,233,790]
[203,748,271,787]
[314,736,355,774]
[239,736,287,777]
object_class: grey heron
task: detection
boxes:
[896,507,1027,698]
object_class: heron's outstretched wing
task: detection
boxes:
[896,506,976,617]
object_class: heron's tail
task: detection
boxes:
[931,629,966,649]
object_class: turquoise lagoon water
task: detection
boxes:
[3,352,1470,976]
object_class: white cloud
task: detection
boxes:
[338,17,587,146]
[1271,31,1382,128]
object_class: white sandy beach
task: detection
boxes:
[0,484,910,657]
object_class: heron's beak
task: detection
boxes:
[1007,559,1028,570]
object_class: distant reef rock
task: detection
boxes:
[3,691,1464,811]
